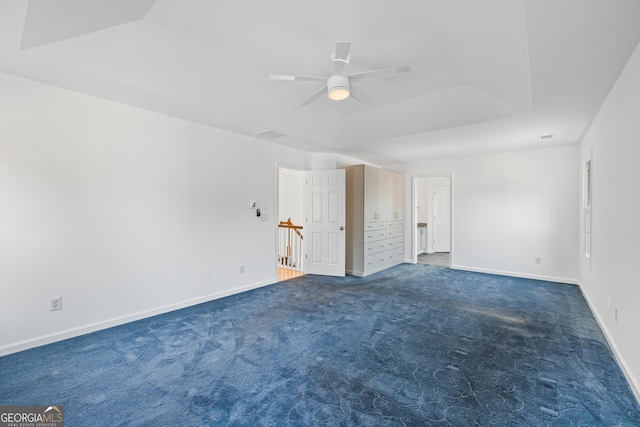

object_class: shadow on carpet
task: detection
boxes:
[2,264,639,426]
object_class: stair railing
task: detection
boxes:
[278,218,304,273]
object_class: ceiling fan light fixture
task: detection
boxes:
[327,75,350,101]
[328,88,349,101]
[269,42,410,106]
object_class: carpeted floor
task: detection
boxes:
[1,264,639,426]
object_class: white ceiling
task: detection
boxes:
[2,0,640,166]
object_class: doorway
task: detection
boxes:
[277,167,305,281]
[276,167,346,280]
[413,175,452,267]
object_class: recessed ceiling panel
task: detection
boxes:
[21,0,157,50]
[2,0,639,166]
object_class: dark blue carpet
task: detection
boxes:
[2,264,639,426]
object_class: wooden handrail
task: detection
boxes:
[278,218,303,239]
[278,223,303,230]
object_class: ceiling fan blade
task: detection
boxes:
[270,74,327,82]
[300,85,327,106]
[348,85,372,104]
[348,65,410,82]
[332,41,352,75]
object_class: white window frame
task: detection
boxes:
[583,149,593,268]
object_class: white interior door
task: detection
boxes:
[305,169,345,276]
[432,179,451,252]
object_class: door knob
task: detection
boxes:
[339,226,344,231]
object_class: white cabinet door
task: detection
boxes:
[305,169,346,276]
[363,165,378,223]
[376,168,388,222]
[386,171,403,221]
[386,172,396,222]
[364,166,393,223]
[394,172,404,221]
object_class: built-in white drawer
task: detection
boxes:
[392,238,403,249]
[386,221,403,229]
[391,248,404,262]
[364,253,388,273]
[386,250,395,263]
[387,228,403,238]
[364,240,387,255]
[364,230,388,242]
[378,248,403,265]
[365,223,387,231]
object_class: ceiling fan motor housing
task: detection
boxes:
[327,75,350,100]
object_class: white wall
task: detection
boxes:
[401,145,580,283]
[0,72,310,354]
[578,40,640,399]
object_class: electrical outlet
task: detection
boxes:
[50,297,62,311]
[239,265,245,273]
[535,257,541,264]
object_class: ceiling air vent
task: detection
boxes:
[538,134,554,141]
[254,129,287,139]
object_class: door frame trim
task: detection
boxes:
[276,163,307,279]
[411,173,454,267]
[304,168,346,277]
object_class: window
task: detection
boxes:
[583,152,592,263]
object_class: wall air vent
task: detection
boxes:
[254,129,287,139]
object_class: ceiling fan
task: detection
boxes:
[270,41,410,106]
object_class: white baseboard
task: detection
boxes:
[451,264,579,285]
[0,278,276,357]
[577,281,640,404]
